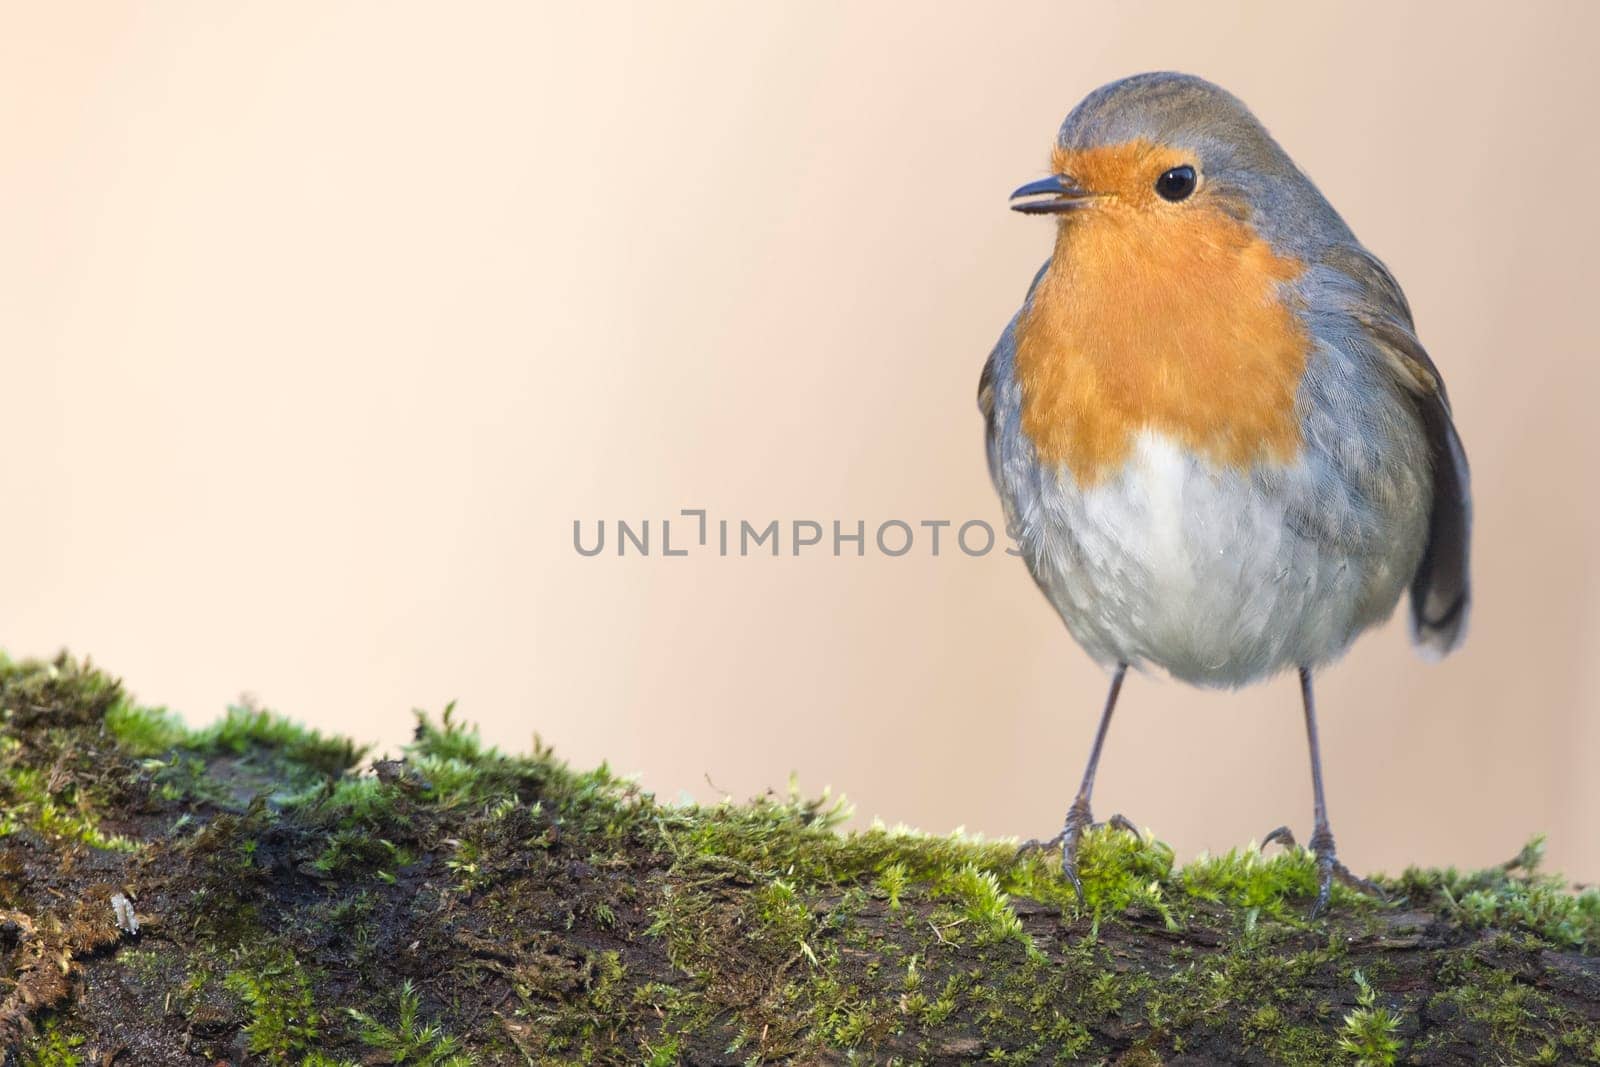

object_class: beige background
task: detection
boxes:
[2,2,1598,880]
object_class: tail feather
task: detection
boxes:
[1409,395,1471,657]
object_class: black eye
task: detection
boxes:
[1155,165,1197,202]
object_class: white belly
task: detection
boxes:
[1013,432,1411,687]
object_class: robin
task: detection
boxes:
[980,72,1471,916]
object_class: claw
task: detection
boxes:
[1262,824,1386,918]
[1062,858,1085,905]
[1104,813,1141,836]
[1262,825,1297,850]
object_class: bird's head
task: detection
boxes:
[1010,72,1345,257]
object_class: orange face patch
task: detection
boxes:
[1016,140,1310,484]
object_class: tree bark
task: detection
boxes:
[0,655,1595,1066]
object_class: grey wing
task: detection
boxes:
[1326,245,1472,656]
[977,305,1025,562]
[977,345,1001,487]
[978,262,1050,493]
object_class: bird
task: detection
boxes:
[979,72,1471,917]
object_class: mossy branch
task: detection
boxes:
[0,654,1596,1066]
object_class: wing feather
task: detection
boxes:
[1324,244,1472,655]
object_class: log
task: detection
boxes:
[0,654,1595,1065]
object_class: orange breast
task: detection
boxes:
[1014,184,1310,486]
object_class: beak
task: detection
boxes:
[1009,174,1095,214]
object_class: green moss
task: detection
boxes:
[192,705,366,778]
[1182,840,1364,918]
[346,980,470,1066]
[1391,836,1600,949]
[641,1032,683,1067]
[289,775,399,826]
[752,877,818,959]
[103,686,364,794]
[1012,824,1180,926]
[616,770,1593,1060]
[0,653,122,727]
[878,860,909,909]
[103,700,191,757]
[309,828,409,881]
[1336,970,1404,1066]
[1241,1003,1333,1063]
[1430,965,1552,1056]
[404,704,537,807]
[224,949,321,1063]
[0,763,133,851]
[20,1018,86,1067]
[1,654,1595,1063]
[947,865,1028,949]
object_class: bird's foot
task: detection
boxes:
[1017,801,1141,905]
[1262,824,1386,918]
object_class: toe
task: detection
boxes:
[1331,861,1388,901]
[1103,813,1140,836]
[1016,832,1066,858]
[1061,854,1085,905]
[1262,825,1297,850]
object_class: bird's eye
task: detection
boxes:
[1155,165,1198,202]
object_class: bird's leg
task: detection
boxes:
[1263,668,1384,918]
[1017,663,1138,904]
